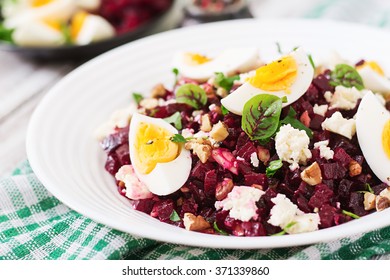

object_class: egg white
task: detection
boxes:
[173,47,261,82]
[221,47,314,115]
[4,0,76,29]
[356,91,390,185]
[74,14,115,45]
[358,66,390,95]
[12,20,64,46]
[129,113,192,196]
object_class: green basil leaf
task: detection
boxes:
[164,112,182,130]
[214,72,239,92]
[170,134,187,143]
[242,94,283,140]
[330,64,364,90]
[342,210,360,219]
[266,159,283,177]
[132,92,143,105]
[213,222,228,236]
[280,107,313,139]
[221,105,229,116]
[169,210,181,222]
[176,84,207,109]
[0,24,14,43]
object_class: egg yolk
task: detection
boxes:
[43,19,61,31]
[185,53,212,66]
[248,55,298,93]
[357,61,385,76]
[134,122,179,174]
[382,120,390,159]
[31,0,53,7]
[71,11,88,40]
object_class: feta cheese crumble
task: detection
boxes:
[250,152,259,167]
[322,112,356,139]
[275,124,312,170]
[324,85,363,110]
[313,104,328,117]
[268,194,320,234]
[215,186,264,222]
[314,140,334,160]
[115,165,153,200]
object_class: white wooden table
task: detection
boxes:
[1,0,390,176]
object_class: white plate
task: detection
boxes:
[27,19,390,249]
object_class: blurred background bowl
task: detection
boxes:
[0,0,182,60]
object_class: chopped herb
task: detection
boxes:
[241,94,284,141]
[279,107,313,139]
[170,134,187,143]
[172,68,179,76]
[132,92,144,105]
[365,183,374,194]
[330,64,364,90]
[213,222,228,236]
[60,23,72,45]
[308,54,315,70]
[164,112,182,130]
[169,210,181,222]
[214,72,240,92]
[176,84,207,109]
[221,105,229,116]
[0,24,14,44]
[276,42,282,54]
[266,159,283,177]
[342,210,360,219]
[271,221,297,236]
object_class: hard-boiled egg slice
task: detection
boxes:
[12,19,64,46]
[4,0,76,29]
[70,11,115,45]
[357,61,390,94]
[173,47,261,82]
[221,47,314,115]
[129,113,192,196]
[356,91,390,185]
[76,0,101,11]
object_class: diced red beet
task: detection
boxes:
[105,152,121,176]
[101,126,129,152]
[190,161,216,181]
[372,183,388,195]
[294,181,314,200]
[296,195,312,213]
[244,173,268,189]
[348,192,367,216]
[337,179,354,205]
[180,197,198,216]
[309,114,325,130]
[204,170,218,198]
[320,162,347,180]
[312,74,333,93]
[308,184,334,209]
[151,199,175,223]
[237,160,254,175]
[305,84,320,104]
[133,199,155,214]
[333,147,353,167]
[236,132,250,150]
[236,141,257,162]
[235,221,267,236]
[211,148,239,175]
[114,143,130,166]
[215,210,229,231]
[319,204,337,228]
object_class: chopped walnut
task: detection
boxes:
[200,114,212,132]
[139,98,159,109]
[251,184,264,190]
[364,192,376,211]
[183,213,211,231]
[300,162,322,186]
[216,87,228,97]
[151,83,166,98]
[210,121,229,142]
[257,146,270,164]
[349,160,362,177]
[215,178,234,200]
[376,187,390,211]
[184,140,212,163]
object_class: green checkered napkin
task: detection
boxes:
[1,161,390,260]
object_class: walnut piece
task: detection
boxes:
[349,160,362,177]
[376,187,390,211]
[200,114,212,132]
[139,98,158,109]
[215,178,234,201]
[300,162,322,186]
[257,146,270,164]
[364,192,376,211]
[184,140,212,163]
[183,213,211,231]
[216,87,228,97]
[210,121,229,142]
[151,83,166,98]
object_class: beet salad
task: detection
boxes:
[96,46,390,237]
